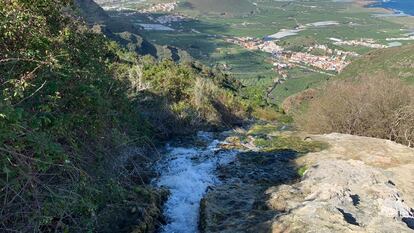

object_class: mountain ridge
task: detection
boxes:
[74,0,190,60]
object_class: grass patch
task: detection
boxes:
[252,107,293,123]
[297,165,308,177]
[248,124,280,136]
[254,136,328,154]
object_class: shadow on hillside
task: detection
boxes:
[136,90,187,138]
[103,10,232,59]
[200,150,301,232]
[211,99,244,127]
[136,90,245,139]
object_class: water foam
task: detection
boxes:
[156,133,236,233]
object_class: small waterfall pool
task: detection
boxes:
[155,132,237,233]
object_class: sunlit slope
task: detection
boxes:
[338,45,414,83]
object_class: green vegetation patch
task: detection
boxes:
[184,0,255,16]
[297,165,308,177]
[338,45,414,84]
[252,108,293,123]
[247,123,281,136]
[270,68,331,104]
[254,136,328,154]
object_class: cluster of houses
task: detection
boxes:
[226,36,353,75]
[139,1,179,13]
[288,52,350,72]
[225,37,283,53]
[307,45,359,57]
[156,14,187,24]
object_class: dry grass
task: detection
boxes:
[294,74,414,147]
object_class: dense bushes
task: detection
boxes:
[0,1,247,232]
[1,1,158,231]
[294,75,414,147]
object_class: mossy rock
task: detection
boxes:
[254,136,328,154]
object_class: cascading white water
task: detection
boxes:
[155,132,236,233]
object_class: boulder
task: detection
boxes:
[270,133,414,233]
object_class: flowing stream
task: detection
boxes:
[155,132,237,233]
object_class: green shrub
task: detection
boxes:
[0,1,251,231]
[254,136,328,153]
[0,1,155,231]
[136,58,248,136]
[297,165,308,177]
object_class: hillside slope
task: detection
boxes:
[74,0,157,55]
[74,0,189,60]
[282,45,414,113]
[338,45,414,83]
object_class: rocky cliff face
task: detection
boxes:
[201,133,414,233]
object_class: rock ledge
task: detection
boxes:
[201,133,414,233]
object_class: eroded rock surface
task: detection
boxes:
[201,133,414,233]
